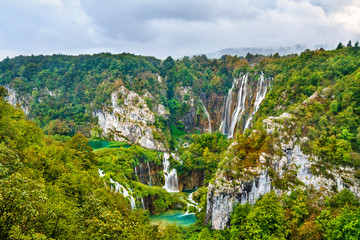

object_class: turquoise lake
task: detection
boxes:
[150,210,197,226]
[89,141,131,150]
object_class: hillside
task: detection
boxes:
[1,43,360,239]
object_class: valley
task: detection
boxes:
[1,44,360,239]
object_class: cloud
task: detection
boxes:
[0,0,359,59]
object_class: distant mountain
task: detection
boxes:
[205,44,331,58]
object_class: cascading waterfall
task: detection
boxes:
[244,73,268,130]
[220,72,270,138]
[163,153,179,192]
[228,74,248,138]
[98,169,136,210]
[184,192,199,215]
[199,99,212,132]
[220,78,238,135]
[147,161,152,186]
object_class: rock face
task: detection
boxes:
[205,113,360,230]
[3,86,30,114]
[94,86,167,151]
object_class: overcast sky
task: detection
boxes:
[0,0,359,60]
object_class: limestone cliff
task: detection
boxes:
[205,112,360,230]
[94,86,167,151]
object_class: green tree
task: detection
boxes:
[324,206,360,240]
[243,191,289,240]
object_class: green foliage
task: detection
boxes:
[324,206,360,240]
[0,95,180,239]
[176,132,229,185]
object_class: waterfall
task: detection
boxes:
[244,73,268,130]
[98,169,136,210]
[98,169,105,177]
[147,161,152,186]
[199,99,212,132]
[220,72,269,137]
[184,192,199,215]
[141,198,145,211]
[228,74,248,138]
[110,179,136,210]
[220,78,238,135]
[134,167,138,176]
[163,153,179,192]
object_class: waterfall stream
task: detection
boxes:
[228,74,248,138]
[244,73,268,130]
[98,169,136,210]
[183,192,200,215]
[163,153,179,192]
[199,99,212,132]
[220,72,269,138]
[220,78,238,135]
[147,161,152,186]
[141,198,145,211]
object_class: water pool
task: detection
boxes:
[150,210,196,226]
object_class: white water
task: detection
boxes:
[147,161,152,186]
[184,192,199,215]
[141,197,145,211]
[98,169,105,177]
[244,73,268,130]
[163,153,179,192]
[98,169,136,210]
[228,74,248,138]
[199,99,212,132]
[221,78,238,135]
[220,72,269,138]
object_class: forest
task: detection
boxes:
[1,42,360,239]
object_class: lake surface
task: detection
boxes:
[150,210,197,226]
[89,141,131,150]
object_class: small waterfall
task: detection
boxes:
[141,198,145,211]
[139,163,144,183]
[163,153,179,192]
[134,167,138,176]
[221,78,238,135]
[199,99,212,132]
[184,192,199,215]
[98,169,136,210]
[147,161,152,186]
[244,73,268,130]
[228,74,248,138]
[98,169,105,177]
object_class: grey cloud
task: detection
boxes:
[0,0,358,59]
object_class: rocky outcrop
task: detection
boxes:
[205,112,360,230]
[94,86,167,151]
[3,86,30,114]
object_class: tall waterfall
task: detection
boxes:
[220,78,238,135]
[163,153,179,192]
[244,73,268,130]
[199,99,212,132]
[98,169,136,210]
[220,73,269,138]
[228,74,248,138]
